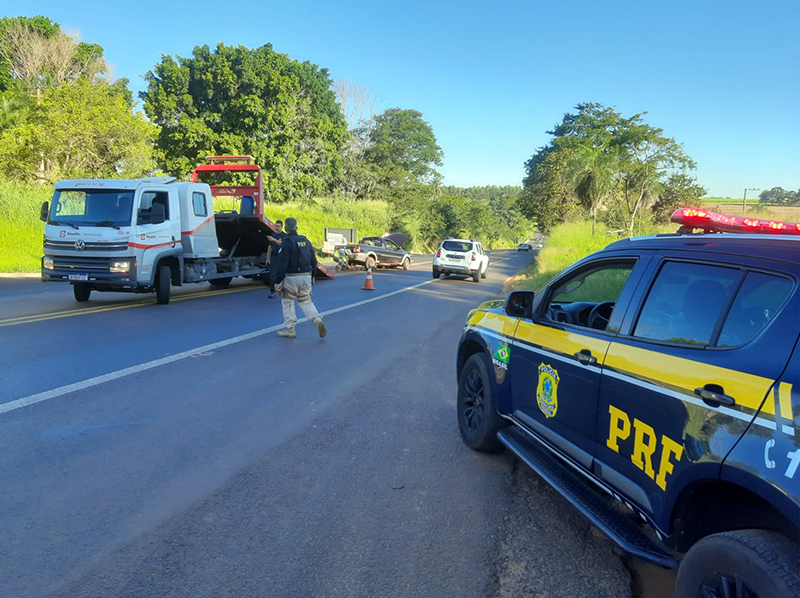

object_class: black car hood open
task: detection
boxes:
[384,232,408,247]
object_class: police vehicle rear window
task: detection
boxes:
[717,272,794,347]
[443,241,472,252]
[634,262,794,347]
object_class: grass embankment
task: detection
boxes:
[0,180,50,272]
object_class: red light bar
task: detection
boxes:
[671,208,800,236]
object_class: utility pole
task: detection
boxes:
[742,188,760,214]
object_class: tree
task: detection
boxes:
[0,16,105,93]
[333,79,380,198]
[522,102,697,234]
[759,187,799,205]
[0,78,155,183]
[651,173,706,223]
[519,146,582,232]
[364,108,444,187]
[141,43,348,201]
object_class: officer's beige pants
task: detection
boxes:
[281,274,321,328]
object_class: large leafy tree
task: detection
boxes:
[141,43,348,201]
[364,108,444,187]
[0,16,152,183]
[0,78,155,182]
[522,102,697,233]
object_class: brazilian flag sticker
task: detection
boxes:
[493,343,510,370]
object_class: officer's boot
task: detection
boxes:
[277,327,296,338]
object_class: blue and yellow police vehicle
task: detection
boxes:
[457,209,800,597]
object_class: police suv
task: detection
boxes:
[456,209,800,597]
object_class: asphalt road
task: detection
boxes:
[0,251,655,597]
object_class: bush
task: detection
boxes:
[0,180,50,272]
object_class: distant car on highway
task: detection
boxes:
[433,238,489,282]
[517,243,533,251]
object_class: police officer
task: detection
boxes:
[271,217,327,339]
[266,220,287,298]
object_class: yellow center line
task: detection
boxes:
[0,285,263,328]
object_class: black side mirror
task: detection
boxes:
[40,201,49,222]
[505,290,535,319]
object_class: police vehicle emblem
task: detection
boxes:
[537,363,559,418]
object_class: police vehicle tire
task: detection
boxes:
[675,530,800,598]
[156,264,171,304]
[73,283,91,302]
[472,269,480,283]
[402,257,410,270]
[457,353,505,453]
[365,256,376,270]
[209,277,232,287]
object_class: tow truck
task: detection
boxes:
[40,155,334,304]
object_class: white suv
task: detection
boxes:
[432,239,489,282]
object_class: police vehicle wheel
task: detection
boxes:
[73,283,91,302]
[156,264,171,305]
[675,530,800,598]
[402,258,410,270]
[457,353,505,452]
[366,256,376,270]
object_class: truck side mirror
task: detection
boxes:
[505,290,535,319]
[40,201,49,222]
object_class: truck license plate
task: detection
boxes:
[68,273,88,281]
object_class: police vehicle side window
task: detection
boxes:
[717,272,794,347]
[544,261,634,330]
[633,262,740,346]
[192,192,207,217]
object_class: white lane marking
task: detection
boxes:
[0,279,437,416]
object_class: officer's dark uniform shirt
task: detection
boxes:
[268,231,287,265]
[272,232,318,285]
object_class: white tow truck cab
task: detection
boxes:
[40,176,274,304]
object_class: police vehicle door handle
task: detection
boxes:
[573,349,598,365]
[694,385,736,408]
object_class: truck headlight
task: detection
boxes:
[109,260,131,273]
[43,257,54,270]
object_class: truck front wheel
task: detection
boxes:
[156,264,171,305]
[675,530,800,598]
[73,283,91,302]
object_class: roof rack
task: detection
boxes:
[671,208,800,236]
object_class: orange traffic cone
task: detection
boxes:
[363,268,376,291]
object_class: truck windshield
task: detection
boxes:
[50,189,135,227]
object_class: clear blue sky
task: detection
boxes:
[11,0,800,198]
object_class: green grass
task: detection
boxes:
[0,180,50,272]
[506,220,674,293]
[701,197,760,205]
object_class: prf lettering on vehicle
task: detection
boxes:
[606,404,684,491]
